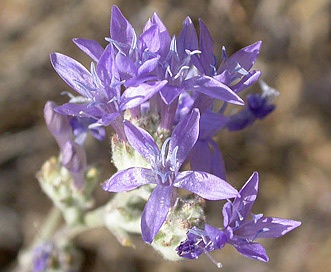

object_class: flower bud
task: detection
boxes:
[44,101,71,149]
[61,141,87,189]
[33,241,82,272]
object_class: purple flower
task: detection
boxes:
[102,109,238,243]
[191,20,261,112]
[33,242,53,272]
[226,80,279,131]
[177,172,301,263]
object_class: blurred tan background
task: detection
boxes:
[0,0,330,271]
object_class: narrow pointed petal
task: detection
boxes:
[174,171,238,200]
[232,239,269,262]
[236,216,301,240]
[150,13,171,57]
[97,112,120,126]
[138,24,161,53]
[97,44,117,86]
[218,41,262,74]
[232,172,259,221]
[120,80,167,110]
[55,103,103,119]
[231,70,261,93]
[141,185,174,243]
[177,17,198,59]
[110,5,134,47]
[197,19,215,75]
[169,108,200,167]
[123,120,159,163]
[102,167,156,192]
[186,76,244,105]
[50,53,94,97]
[73,38,104,62]
[137,56,160,78]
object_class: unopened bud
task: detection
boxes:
[44,101,71,149]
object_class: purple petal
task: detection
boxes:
[55,103,103,119]
[115,52,136,80]
[235,216,301,240]
[199,110,228,139]
[138,24,161,53]
[169,108,200,167]
[197,19,215,75]
[231,70,261,93]
[50,53,94,97]
[174,171,238,200]
[189,140,212,173]
[204,224,227,250]
[209,140,226,180]
[232,172,259,221]
[61,140,87,189]
[123,120,159,163]
[159,85,183,105]
[177,17,198,59]
[97,112,120,126]
[186,76,244,105]
[102,167,156,192]
[231,239,269,262]
[97,44,117,87]
[218,41,262,74]
[141,185,174,243]
[120,80,167,110]
[110,6,134,49]
[44,101,71,149]
[73,38,104,62]
[149,13,171,58]
[137,56,160,78]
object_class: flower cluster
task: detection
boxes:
[32,5,301,270]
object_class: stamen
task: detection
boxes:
[174,65,189,80]
[160,137,172,167]
[221,46,227,61]
[90,62,102,87]
[204,250,222,268]
[128,31,137,57]
[105,37,128,55]
[169,146,179,172]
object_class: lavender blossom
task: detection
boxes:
[177,172,301,263]
[190,20,262,113]
[102,109,238,243]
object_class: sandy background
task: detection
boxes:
[1,0,331,271]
